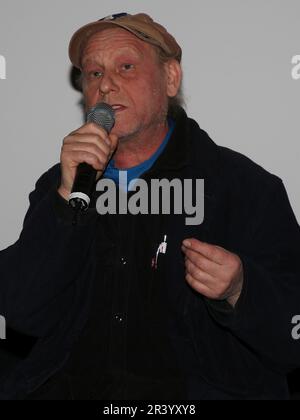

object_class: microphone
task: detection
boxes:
[68,103,115,214]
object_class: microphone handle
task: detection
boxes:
[69,163,97,211]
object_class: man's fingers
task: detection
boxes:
[63,141,110,159]
[185,274,213,297]
[182,239,244,302]
[185,259,215,284]
[183,248,220,277]
[62,150,105,172]
[182,238,226,265]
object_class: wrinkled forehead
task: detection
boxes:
[80,27,157,67]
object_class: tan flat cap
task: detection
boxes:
[69,12,182,69]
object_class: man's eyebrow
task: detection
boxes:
[82,46,145,67]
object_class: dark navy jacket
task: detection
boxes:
[0,108,299,400]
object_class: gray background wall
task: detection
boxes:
[0,0,299,250]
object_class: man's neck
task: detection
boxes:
[113,120,169,169]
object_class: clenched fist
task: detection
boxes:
[58,122,118,200]
[182,238,244,307]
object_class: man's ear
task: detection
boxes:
[164,59,183,97]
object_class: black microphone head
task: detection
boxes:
[86,103,115,133]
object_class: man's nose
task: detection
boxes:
[98,72,119,96]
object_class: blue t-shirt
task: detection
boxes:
[103,119,175,191]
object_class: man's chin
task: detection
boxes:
[112,125,140,143]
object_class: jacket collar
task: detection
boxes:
[144,106,221,181]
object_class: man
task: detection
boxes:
[0,13,299,400]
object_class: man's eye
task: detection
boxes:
[85,71,103,79]
[92,71,103,78]
[122,64,134,71]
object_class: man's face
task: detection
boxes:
[80,28,176,141]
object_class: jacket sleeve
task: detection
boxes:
[205,178,300,374]
[0,165,98,338]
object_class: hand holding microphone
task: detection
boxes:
[58,104,117,210]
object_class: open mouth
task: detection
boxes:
[111,104,127,113]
